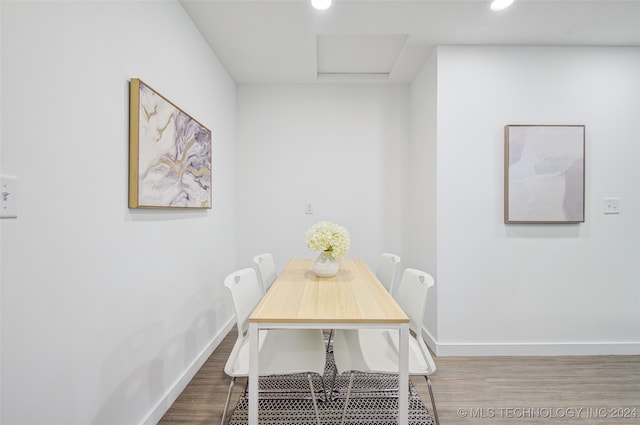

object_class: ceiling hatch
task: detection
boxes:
[316,34,408,80]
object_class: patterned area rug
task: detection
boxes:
[228,342,435,425]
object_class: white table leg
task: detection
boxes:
[249,322,259,425]
[398,323,409,425]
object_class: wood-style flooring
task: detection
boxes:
[159,328,640,425]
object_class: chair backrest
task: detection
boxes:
[224,268,263,336]
[394,268,434,336]
[253,253,278,294]
[375,253,401,294]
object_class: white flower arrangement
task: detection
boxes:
[305,220,351,259]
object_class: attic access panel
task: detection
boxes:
[316,34,407,79]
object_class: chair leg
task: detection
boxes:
[319,375,329,403]
[220,377,236,425]
[307,373,321,425]
[326,328,334,352]
[340,372,355,425]
[329,362,338,401]
[425,376,440,425]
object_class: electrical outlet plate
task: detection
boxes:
[603,197,620,214]
[1,175,18,218]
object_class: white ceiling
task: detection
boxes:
[180,0,640,84]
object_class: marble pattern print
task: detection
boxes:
[138,82,211,208]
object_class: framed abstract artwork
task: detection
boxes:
[129,78,212,209]
[504,124,585,224]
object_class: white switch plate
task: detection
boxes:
[603,197,620,214]
[305,202,314,214]
[1,175,18,218]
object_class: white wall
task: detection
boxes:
[408,50,439,342]
[413,46,640,355]
[0,1,237,424]
[236,85,409,271]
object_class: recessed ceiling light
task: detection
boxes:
[490,0,514,11]
[311,0,332,11]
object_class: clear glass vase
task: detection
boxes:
[312,250,339,278]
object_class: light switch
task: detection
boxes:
[603,197,620,215]
[305,202,314,214]
[1,175,18,218]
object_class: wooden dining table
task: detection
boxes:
[248,257,410,425]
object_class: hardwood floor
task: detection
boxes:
[159,329,640,425]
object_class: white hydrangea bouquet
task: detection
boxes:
[305,220,351,258]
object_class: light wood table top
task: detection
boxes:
[250,258,409,324]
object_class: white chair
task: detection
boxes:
[375,253,401,295]
[326,253,401,353]
[253,253,278,294]
[221,268,327,425]
[332,268,439,425]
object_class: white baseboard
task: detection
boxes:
[421,328,640,356]
[141,316,236,425]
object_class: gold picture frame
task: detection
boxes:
[504,124,585,224]
[129,78,212,209]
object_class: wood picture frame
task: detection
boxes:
[129,78,212,209]
[504,124,585,224]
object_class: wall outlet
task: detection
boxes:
[305,202,314,214]
[1,175,18,218]
[603,197,620,214]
